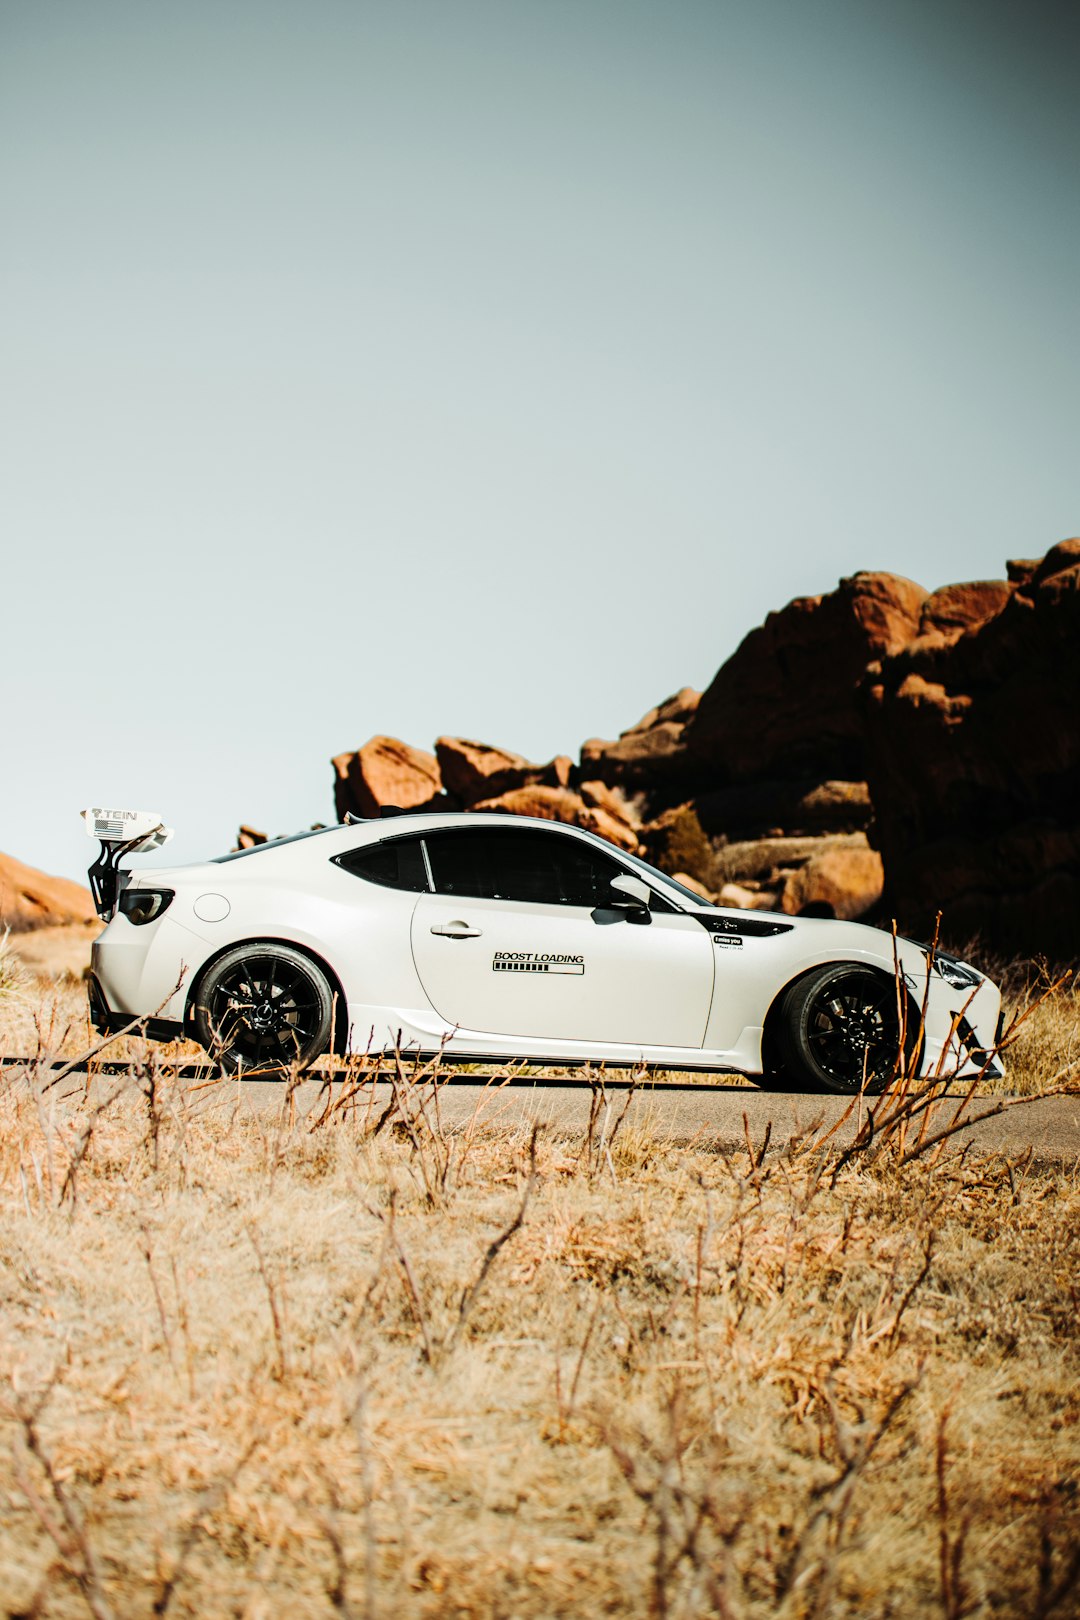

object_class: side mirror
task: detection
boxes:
[610,874,652,910]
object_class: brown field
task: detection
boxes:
[0,935,1078,1618]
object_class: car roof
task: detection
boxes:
[214,810,634,863]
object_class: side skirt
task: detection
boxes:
[373,1046,758,1079]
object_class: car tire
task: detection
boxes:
[193,943,335,1077]
[773,963,910,1095]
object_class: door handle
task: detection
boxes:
[430,921,483,939]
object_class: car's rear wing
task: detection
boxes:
[81,807,174,921]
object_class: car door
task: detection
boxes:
[409,825,715,1048]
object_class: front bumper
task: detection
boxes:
[922,973,1004,1081]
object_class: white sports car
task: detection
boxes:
[83,807,1003,1092]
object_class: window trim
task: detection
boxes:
[420,838,435,892]
[331,832,433,893]
[330,819,708,915]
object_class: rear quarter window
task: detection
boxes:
[333,837,430,892]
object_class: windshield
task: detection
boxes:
[617,846,717,909]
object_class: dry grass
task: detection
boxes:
[970,951,1080,1097]
[0,980,1078,1618]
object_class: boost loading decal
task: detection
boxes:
[493,951,585,975]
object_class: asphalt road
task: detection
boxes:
[5,1058,1076,1163]
[224,1076,1080,1164]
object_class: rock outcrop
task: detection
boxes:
[435,738,573,806]
[693,779,873,842]
[917,579,1012,644]
[581,688,700,789]
[642,804,717,888]
[864,539,1080,954]
[332,737,445,822]
[703,833,881,918]
[472,786,640,852]
[685,573,927,785]
[778,840,884,922]
[319,540,1079,949]
[0,853,98,933]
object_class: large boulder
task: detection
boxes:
[236,825,268,850]
[580,688,700,790]
[0,853,98,933]
[779,842,884,922]
[471,786,640,852]
[710,833,879,918]
[578,779,641,830]
[332,737,445,822]
[917,579,1012,642]
[694,778,873,841]
[641,804,718,889]
[685,572,928,785]
[864,540,1080,954]
[435,737,572,806]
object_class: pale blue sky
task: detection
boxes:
[2,0,1077,880]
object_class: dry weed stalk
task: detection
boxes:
[580,1067,641,1180]
[374,1126,540,1369]
[246,1220,290,1379]
[9,1364,115,1620]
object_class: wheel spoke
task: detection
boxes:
[810,1026,846,1047]
[200,951,328,1073]
[803,972,902,1089]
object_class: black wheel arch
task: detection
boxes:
[760,959,924,1081]
[186,936,350,1056]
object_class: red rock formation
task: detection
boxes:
[864,540,1080,954]
[578,779,641,830]
[641,804,717,888]
[323,543,1078,950]
[580,688,700,789]
[918,579,1012,641]
[779,842,884,922]
[472,786,640,852]
[0,853,98,933]
[685,573,927,784]
[332,737,444,822]
[435,737,572,806]
[693,779,873,841]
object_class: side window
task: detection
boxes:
[334,836,429,892]
[423,826,625,907]
[552,836,626,908]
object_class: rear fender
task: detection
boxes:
[186,937,350,1055]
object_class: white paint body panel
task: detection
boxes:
[89,812,1003,1082]
[411,892,714,1046]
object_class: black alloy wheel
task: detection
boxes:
[194,943,334,1076]
[774,963,909,1095]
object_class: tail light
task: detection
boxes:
[118,888,175,926]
